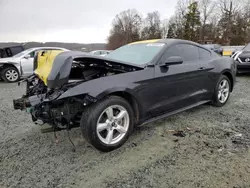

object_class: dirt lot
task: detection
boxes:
[0,76,250,188]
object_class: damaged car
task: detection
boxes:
[13,39,236,152]
[231,43,250,74]
[0,47,68,83]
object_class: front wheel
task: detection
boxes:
[211,75,231,107]
[80,96,135,152]
[1,67,20,83]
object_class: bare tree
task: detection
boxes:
[242,0,250,43]
[199,0,216,43]
[141,11,162,39]
[174,0,190,39]
[161,19,169,38]
[107,9,142,50]
[218,0,242,45]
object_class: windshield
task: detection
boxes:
[12,49,33,58]
[243,43,250,51]
[106,43,165,65]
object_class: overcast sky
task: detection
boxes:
[0,0,177,43]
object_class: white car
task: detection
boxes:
[89,50,112,56]
[0,47,68,82]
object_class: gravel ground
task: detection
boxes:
[1,76,250,188]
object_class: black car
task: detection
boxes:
[13,39,236,152]
[232,43,250,74]
[202,44,223,55]
[0,45,24,58]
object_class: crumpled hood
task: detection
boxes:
[35,50,144,89]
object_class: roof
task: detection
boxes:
[0,44,24,48]
[28,47,68,51]
[128,38,200,46]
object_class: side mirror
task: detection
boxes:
[24,54,31,59]
[162,56,183,66]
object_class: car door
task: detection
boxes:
[149,43,209,116]
[197,47,216,99]
[20,50,37,76]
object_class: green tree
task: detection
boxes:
[183,1,201,41]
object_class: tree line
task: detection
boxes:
[107,0,250,50]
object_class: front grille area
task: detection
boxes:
[239,57,250,63]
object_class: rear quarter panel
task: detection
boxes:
[211,55,236,89]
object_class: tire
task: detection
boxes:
[1,67,20,83]
[211,75,231,107]
[80,96,135,152]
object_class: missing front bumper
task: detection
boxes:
[13,97,31,110]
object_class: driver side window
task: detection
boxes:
[161,44,200,64]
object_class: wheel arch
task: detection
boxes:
[221,70,234,92]
[96,89,141,125]
[0,64,20,78]
[0,63,20,73]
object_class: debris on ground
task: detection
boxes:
[1,77,250,188]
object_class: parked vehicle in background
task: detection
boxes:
[231,43,250,74]
[0,47,68,82]
[202,44,223,55]
[13,39,236,152]
[0,45,25,58]
[90,50,112,56]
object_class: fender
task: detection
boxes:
[0,62,21,75]
[95,87,138,100]
[57,77,141,103]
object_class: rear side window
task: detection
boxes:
[199,47,211,59]
[163,44,200,63]
[94,51,101,55]
[0,49,4,58]
[6,48,12,57]
[10,46,24,55]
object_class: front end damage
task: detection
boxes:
[13,50,142,133]
[13,77,97,132]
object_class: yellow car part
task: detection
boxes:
[34,50,64,86]
[129,39,161,45]
[222,50,233,56]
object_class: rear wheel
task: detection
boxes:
[80,96,134,152]
[211,75,231,107]
[1,67,20,83]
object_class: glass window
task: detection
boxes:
[10,46,23,55]
[6,48,12,56]
[29,50,37,58]
[106,43,165,65]
[199,47,211,59]
[13,49,34,58]
[94,51,101,55]
[163,44,199,63]
[0,49,4,58]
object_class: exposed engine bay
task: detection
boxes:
[13,51,141,133]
